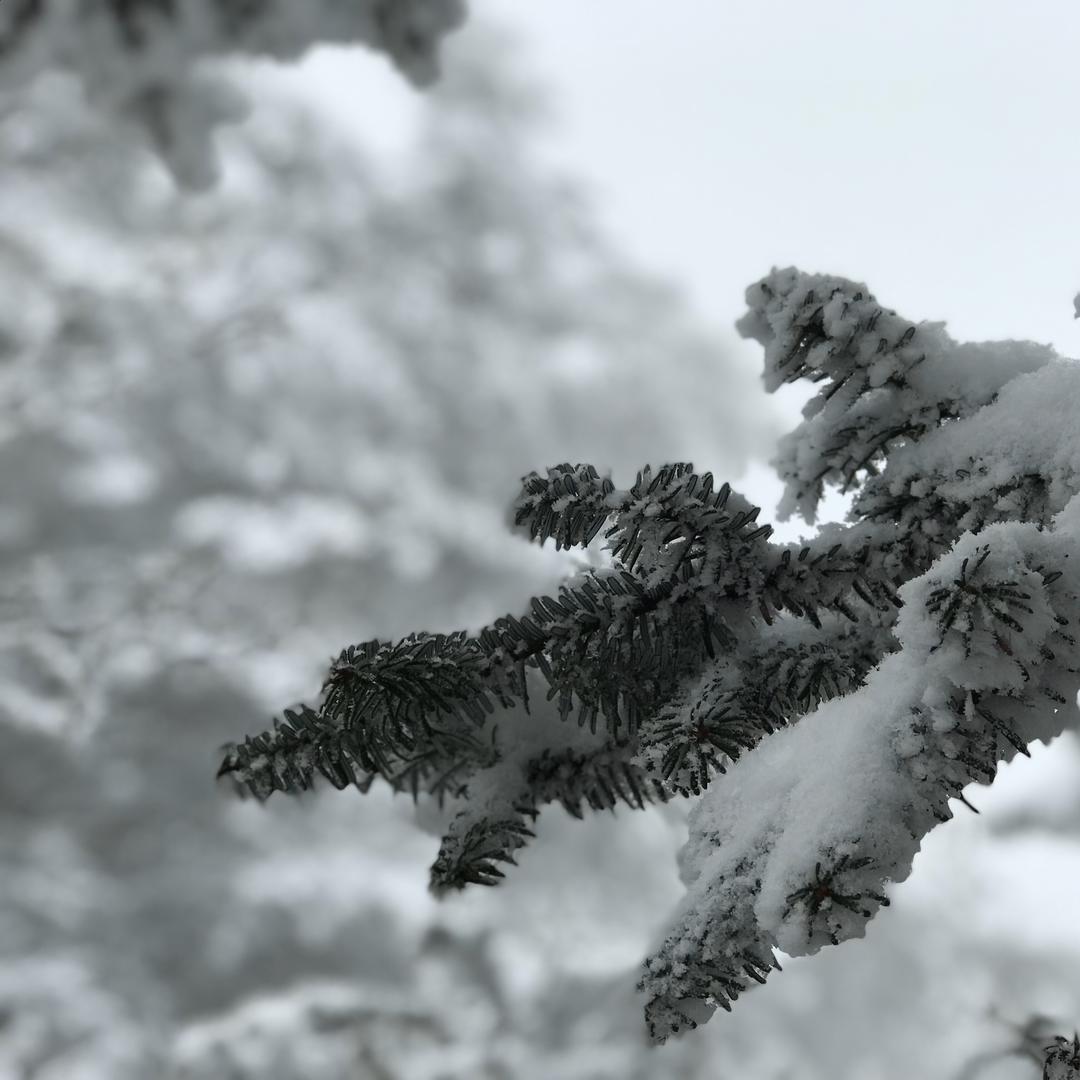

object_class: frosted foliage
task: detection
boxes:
[672,515,1075,952]
[0,0,466,185]
[637,269,1080,1040]
[737,267,1055,524]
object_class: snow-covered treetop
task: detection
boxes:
[220,266,1080,1051]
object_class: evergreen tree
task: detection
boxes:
[222,267,1080,1073]
[3,3,1078,1075]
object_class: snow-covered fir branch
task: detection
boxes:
[220,267,1080,1046]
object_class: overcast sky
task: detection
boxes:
[285,2,1080,349]
[498,2,1080,350]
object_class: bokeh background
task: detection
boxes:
[3,4,1080,1078]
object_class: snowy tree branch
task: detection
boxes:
[220,267,1080,1046]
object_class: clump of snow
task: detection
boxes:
[895,525,1059,694]
[878,360,1080,525]
[738,268,1061,524]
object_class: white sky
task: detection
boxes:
[497,1,1080,351]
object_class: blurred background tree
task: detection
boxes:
[0,28,778,1079]
[1,16,1078,1080]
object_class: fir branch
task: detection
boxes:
[219,634,502,801]
[321,633,502,754]
[780,851,890,948]
[641,529,1079,1042]
[217,705,377,800]
[430,798,538,894]
[513,462,617,550]
[756,529,901,627]
[604,463,765,584]
[737,268,1053,523]
[641,868,781,1039]
[218,267,1080,1049]
[637,658,779,796]
[752,617,888,721]
[220,482,900,807]
[426,723,667,895]
[526,743,667,816]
